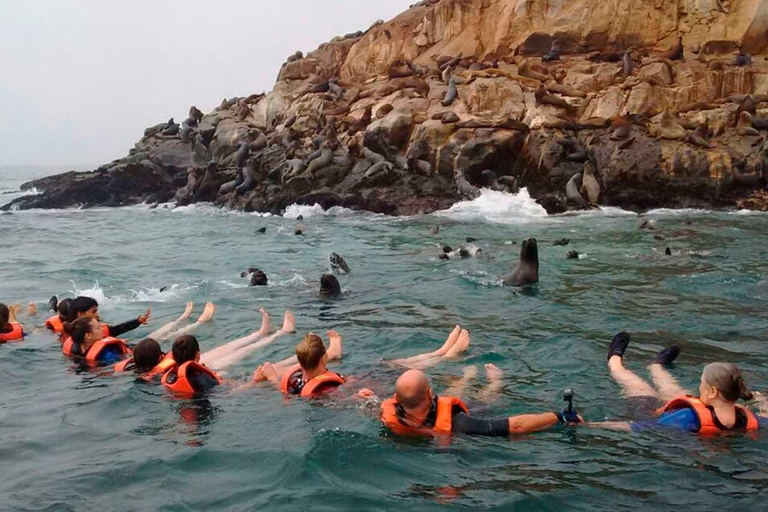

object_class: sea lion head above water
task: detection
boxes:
[502,238,539,286]
[319,273,342,298]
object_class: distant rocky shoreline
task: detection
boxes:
[5,0,768,215]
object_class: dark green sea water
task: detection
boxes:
[2,166,768,511]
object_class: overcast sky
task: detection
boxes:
[0,0,414,167]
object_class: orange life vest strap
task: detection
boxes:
[300,371,346,397]
[114,358,136,373]
[0,322,24,343]
[381,396,468,436]
[161,361,223,395]
[663,395,759,435]
[279,363,304,394]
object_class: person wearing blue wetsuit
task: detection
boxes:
[587,332,768,434]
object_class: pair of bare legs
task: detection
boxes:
[443,363,504,403]
[387,325,472,370]
[7,302,35,320]
[203,309,296,372]
[252,329,343,383]
[148,302,216,341]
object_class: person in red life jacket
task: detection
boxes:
[586,332,767,434]
[371,369,581,438]
[61,317,132,365]
[45,298,73,335]
[68,296,151,339]
[254,332,346,398]
[0,303,25,343]
[161,335,223,395]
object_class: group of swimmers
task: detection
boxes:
[1,298,766,439]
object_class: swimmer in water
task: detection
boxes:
[0,302,25,343]
[162,310,295,395]
[367,369,582,437]
[67,296,151,339]
[62,316,132,365]
[587,332,767,434]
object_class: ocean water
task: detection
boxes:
[1,166,768,511]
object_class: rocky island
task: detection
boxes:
[6,0,768,214]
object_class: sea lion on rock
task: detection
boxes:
[581,160,601,205]
[502,238,539,287]
[237,103,250,122]
[219,170,244,195]
[535,84,572,110]
[442,65,452,84]
[161,118,180,136]
[736,95,757,121]
[734,52,752,67]
[518,59,550,82]
[649,108,686,141]
[376,104,394,119]
[455,170,480,199]
[546,83,587,98]
[328,79,344,100]
[307,147,333,177]
[347,106,373,135]
[181,123,193,143]
[659,36,684,61]
[407,157,433,176]
[733,168,761,187]
[442,76,458,106]
[686,123,711,148]
[388,60,414,79]
[189,106,204,124]
[235,165,256,194]
[752,116,768,130]
[737,112,760,136]
[542,39,561,62]
[330,252,350,274]
[319,274,342,298]
[560,137,587,162]
[441,112,460,124]
[566,173,587,207]
[234,142,250,168]
[622,48,634,76]
[363,161,394,180]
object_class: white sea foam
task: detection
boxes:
[645,207,712,216]
[434,188,548,224]
[282,203,358,219]
[68,282,199,305]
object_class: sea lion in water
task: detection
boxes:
[566,250,580,260]
[542,39,561,62]
[330,252,350,274]
[660,36,684,61]
[47,296,59,312]
[442,76,458,106]
[566,173,587,207]
[737,112,760,136]
[553,238,570,246]
[502,238,539,286]
[248,269,268,286]
[319,274,342,298]
[581,160,601,205]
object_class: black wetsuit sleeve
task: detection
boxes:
[108,319,142,338]
[452,412,510,437]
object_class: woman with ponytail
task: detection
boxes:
[62,317,131,365]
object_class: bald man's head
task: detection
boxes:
[395,369,432,409]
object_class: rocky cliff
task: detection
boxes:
[6,0,768,214]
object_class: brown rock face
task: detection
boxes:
[6,0,768,214]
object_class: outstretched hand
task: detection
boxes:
[138,308,152,324]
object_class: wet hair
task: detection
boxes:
[63,317,99,346]
[69,296,99,320]
[702,362,754,402]
[57,298,73,320]
[134,338,163,372]
[295,334,326,371]
[319,274,341,297]
[0,303,9,331]
[172,335,200,365]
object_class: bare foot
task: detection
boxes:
[257,308,270,335]
[253,364,268,383]
[261,362,279,383]
[462,366,478,379]
[327,329,343,360]
[179,302,194,321]
[281,311,296,333]
[444,329,470,358]
[484,363,503,381]
[27,302,38,317]
[436,325,462,356]
[197,302,215,323]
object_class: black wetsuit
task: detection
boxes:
[409,396,510,437]
[107,319,142,338]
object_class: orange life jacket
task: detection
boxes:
[45,315,64,333]
[380,396,468,436]
[0,322,24,343]
[661,395,759,435]
[161,361,222,396]
[279,363,346,397]
[62,336,132,364]
[115,352,177,376]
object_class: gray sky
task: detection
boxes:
[0,0,414,167]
